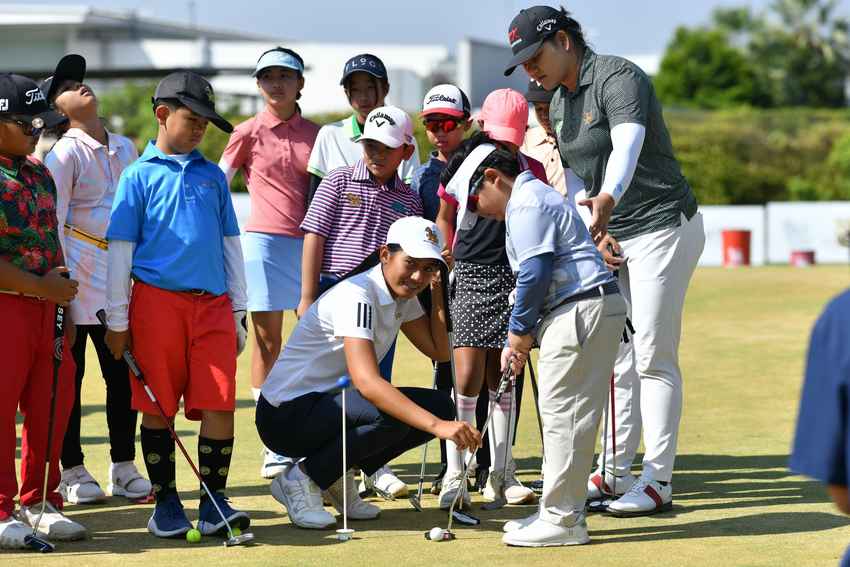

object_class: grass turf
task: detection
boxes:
[9,266,850,565]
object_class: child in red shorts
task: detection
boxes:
[0,73,85,547]
[103,72,249,539]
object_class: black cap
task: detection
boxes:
[340,54,388,86]
[525,80,555,103]
[40,54,86,104]
[153,71,233,133]
[504,6,570,76]
[0,74,67,129]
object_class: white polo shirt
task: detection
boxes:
[307,114,420,183]
[261,263,424,406]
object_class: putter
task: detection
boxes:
[95,310,254,547]
[527,362,545,494]
[588,373,617,513]
[336,383,354,542]
[410,362,440,512]
[24,279,69,553]
[610,373,617,499]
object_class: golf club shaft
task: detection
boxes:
[416,363,439,501]
[341,387,348,532]
[610,373,616,495]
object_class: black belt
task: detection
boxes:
[552,281,620,312]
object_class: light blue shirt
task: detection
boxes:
[505,170,614,316]
[106,141,241,295]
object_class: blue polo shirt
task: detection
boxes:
[106,141,240,295]
[409,151,445,222]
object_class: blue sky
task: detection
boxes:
[30,0,850,55]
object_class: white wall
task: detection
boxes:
[700,206,766,266]
[767,202,850,264]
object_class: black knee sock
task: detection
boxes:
[198,437,233,500]
[140,426,176,502]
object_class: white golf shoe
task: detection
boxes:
[586,469,637,499]
[504,460,536,504]
[109,461,151,499]
[502,517,590,547]
[324,470,380,520]
[438,470,471,510]
[607,477,673,517]
[502,512,538,533]
[270,471,336,529]
[20,502,87,541]
[261,449,291,480]
[58,464,105,504]
[362,465,408,498]
[0,515,41,549]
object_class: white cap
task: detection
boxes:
[386,217,447,267]
[360,105,414,149]
[421,84,470,118]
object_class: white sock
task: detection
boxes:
[252,387,262,403]
[489,389,513,474]
[446,393,478,477]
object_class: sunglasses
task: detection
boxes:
[424,118,463,134]
[466,174,483,212]
[0,115,43,136]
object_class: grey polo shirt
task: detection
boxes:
[550,48,697,241]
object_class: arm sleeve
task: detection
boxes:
[331,288,376,341]
[43,144,76,251]
[105,239,135,331]
[219,127,249,187]
[218,172,241,237]
[223,235,247,311]
[105,169,144,243]
[599,123,646,205]
[509,253,554,336]
[300,175,339,238]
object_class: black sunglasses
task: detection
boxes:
[0,115,43,136]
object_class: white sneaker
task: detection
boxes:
[586,469,637,499]
[59,465,105,504]
[607,477,673,517]
[438,471,471,510]
[502,517,590,547]
[0,515,41,549]
[109,461,152,500]
[504,460,536,504]
[482,468,505,502]
[503,512,538,533]
[369,465,408,498]
[261,449,291,480]
[323,471,380,520]
[270,472,336,529]
[20,502,87,541]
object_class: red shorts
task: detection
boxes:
[128,281,236,420]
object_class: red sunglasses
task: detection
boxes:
[466,175,483,212]
[424,118,463,134]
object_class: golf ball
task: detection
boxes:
[429,527,444,541]
[186,528,201,543]
[231,527,241,537]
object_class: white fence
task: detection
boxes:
[230,194,850,266]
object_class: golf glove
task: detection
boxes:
[234,310,248,355]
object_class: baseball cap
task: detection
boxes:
[421,84,470,118]
[0,74,66,129]
[40,53,86,104]
[360,106,414,149]
[443,143,498,233]
[386,216,447,267]
[153,71,233,133]
[504,5,570,76]
[476,89,528,148]
[252,47,304,77]
[525,80,555,104]
[340,54,388,86]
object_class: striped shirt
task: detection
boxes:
[300,160,423,276]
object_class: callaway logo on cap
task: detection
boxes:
[360,106,413,149]
[421,84,470,118]
[369,111,397,128]
[504,5,570,76]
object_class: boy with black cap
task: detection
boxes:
[306,53,420,205]
[0,73,86,547]
[41,54,151,506]
[103,71,250,539]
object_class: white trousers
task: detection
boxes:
[594,212,705,482]
[537,292,626,526]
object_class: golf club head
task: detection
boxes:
[529,479,544,494]
[372,486,396,501]
[223,532,255,546]
[408,495,423,511]
[24,534,54,553]
[480,496,507,511]
[424,530,456,541]
[451,509,480,526]
[586,497,614,514]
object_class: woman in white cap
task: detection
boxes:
[255,217,480,529]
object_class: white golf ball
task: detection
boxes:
[429,527,444,541]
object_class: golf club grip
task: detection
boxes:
[95,309,144,377]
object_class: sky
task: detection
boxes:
[28,0,850,55]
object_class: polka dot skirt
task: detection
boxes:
[451,261,515,349]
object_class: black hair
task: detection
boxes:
[550,6,588,50]
[343,74,390,97]
[440,131,522,189]
[151,97,184,114]
[256,47,306,100]
[332,244,403,288]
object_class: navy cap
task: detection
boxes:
[0,74,66,129]
[153,71,233,133]
[340,53,388,86]
[504,6,570,76]
[40,54,86,104]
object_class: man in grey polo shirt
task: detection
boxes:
[505,5,705,517]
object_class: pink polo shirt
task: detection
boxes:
[220,109,320,237]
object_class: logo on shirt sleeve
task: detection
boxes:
[356,302,373,330]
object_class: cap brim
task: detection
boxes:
[421,108,466,118]
[504,39,545,76]
[47,54,86,100]
[178,96,234,133]
[36,110,69,129]
[398,241,447,267]
[359,132,404,149]
[340,69,386,86]
[252,62,303,78]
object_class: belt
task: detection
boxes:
[0,289,45,300]
[552,281,620,312]
[64,224,108,250]
[131,276,212,296]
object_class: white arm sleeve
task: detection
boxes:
[600,122,646,205]
[106,239,135,331]
[218,159,237,186]
[224,235,248,312]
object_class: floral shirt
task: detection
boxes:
[0,154,63,276]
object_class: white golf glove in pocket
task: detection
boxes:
[234,310,248,356]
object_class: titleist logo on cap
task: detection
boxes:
[427,94,458,105]
[25,88,45,105]
[537,17,557,32]
[369,111,396,127]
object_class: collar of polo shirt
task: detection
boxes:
[366,263,396,305]
[346,114,363,141]
[578,48,597,89]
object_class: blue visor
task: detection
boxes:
[253,51,304,77]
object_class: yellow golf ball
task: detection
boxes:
[231,527,242,537]
[186,528,201,543]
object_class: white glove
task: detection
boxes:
[234,310,248,356]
